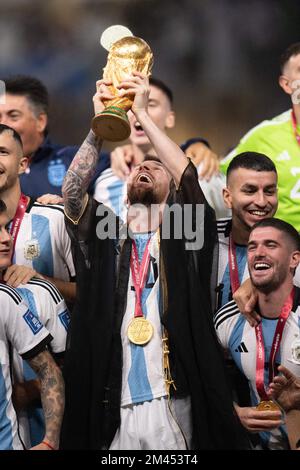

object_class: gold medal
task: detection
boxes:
[127,317,154,345]
[256,400,281,412]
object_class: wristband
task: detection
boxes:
[42,440,56,450]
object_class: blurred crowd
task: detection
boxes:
[0,0,299,152]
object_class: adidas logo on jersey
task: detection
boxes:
[235,342,248,353]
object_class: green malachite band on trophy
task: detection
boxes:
[101,109,128,118]
[103,106,126,114]
[96,106,127,117]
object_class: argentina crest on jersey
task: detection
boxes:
[24,238,40,260]
[48,159,66,187]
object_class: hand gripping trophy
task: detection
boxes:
[92,27,153,142]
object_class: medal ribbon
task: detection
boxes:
[8,193,28,256]
[228,234,240,294]
[255,288,294,400]
[130,238,152,318]
[291,109,300,147]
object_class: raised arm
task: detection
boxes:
[62,131,102,222]
[119,72,188,186]
[28,350,64,450]
[62,80,114,222]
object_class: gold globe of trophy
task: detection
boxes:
[92,27,153,142]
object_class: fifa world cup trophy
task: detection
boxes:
[92,36,153,142]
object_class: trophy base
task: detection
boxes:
[92,106,131,142]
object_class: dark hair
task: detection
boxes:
[279,42,300,73]
[149,76,173,107]
[250,217,300,251]
[2,75,49,116]
[0,124,23,150]
[0,199,7,214]
[227,151,277,182]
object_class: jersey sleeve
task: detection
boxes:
[44,300,69,354]
[33,280,70,354]
[3,292,51,358]
[213,300,239,349]
[56,208,76,278]
[197,169,231,219]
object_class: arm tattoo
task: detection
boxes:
[62,130,103,221]
[29,350,65,449]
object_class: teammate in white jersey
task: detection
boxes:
[13,200,74,284]
[0,199,69,447]
[0,201,65,450]
[0,286,65,450]
[220,154,300,326]
[14,276,69,448]
[216,152,278,311]
[215,218,300,449]
[0,124,75,302]
[215,152,278,410]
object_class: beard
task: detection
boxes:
[250,267,287,295]
[127,185,162,206]
[0,174,17,194]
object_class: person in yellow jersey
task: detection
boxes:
[220,43,300,232]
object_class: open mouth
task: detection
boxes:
[0,250,11,256]
[134,122,144,132]
[254,262,271,271]
[137,173,152,184]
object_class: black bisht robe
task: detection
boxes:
[61,162,248,449]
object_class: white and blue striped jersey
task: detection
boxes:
[13,201,75,281]
[120,231,167,406]
[216,218,249,310]
[0,283,51,450]
[216,218,300,309]
[214,288,300,450]
[93,168,127,221]
[12,278,70,448]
